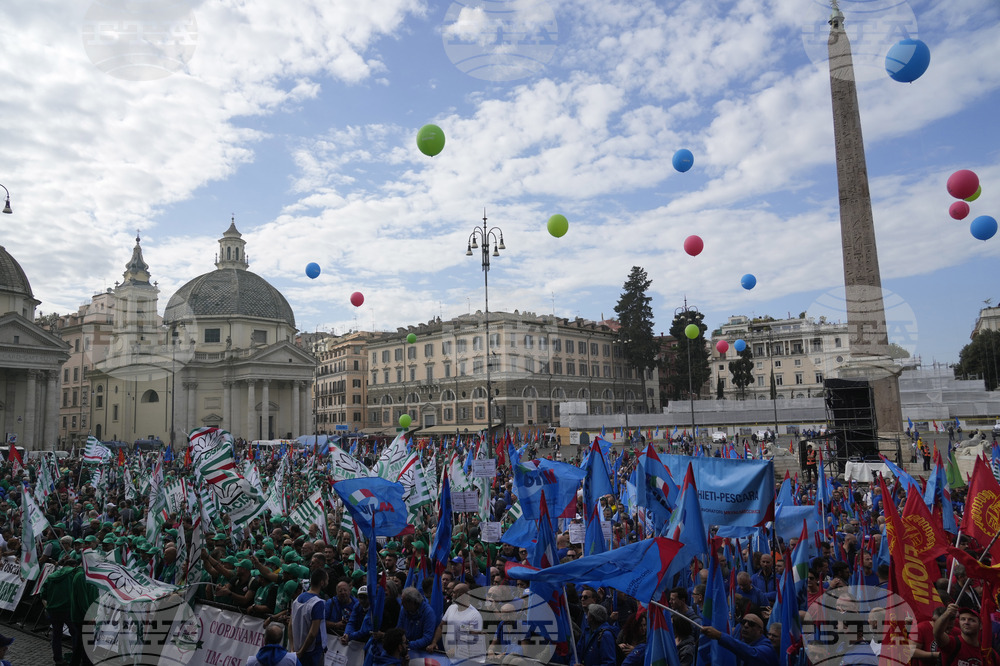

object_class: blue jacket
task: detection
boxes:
[750,571,778,604]
[577,622,617,666]
[736,584,769,610]
[345,603,372,642]
[715,632,778,666]
[621,642,646,666]
[247,644,301,666]
[397,599,436,650]
[326,596,358,624]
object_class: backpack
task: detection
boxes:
[602,628,625,666]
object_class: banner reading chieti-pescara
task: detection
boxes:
[660,455,775,528]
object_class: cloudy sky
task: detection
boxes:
[2,0,998,363]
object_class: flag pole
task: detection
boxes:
[946,526,965,596]
[951,525,1000,605]
[649,598,706,631]
[563,585,581,666]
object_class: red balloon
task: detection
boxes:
[716,340,730,354]
[350,291,364,307]
[683,235,704,256]
[949,201,971,220]
[947,170,980,200]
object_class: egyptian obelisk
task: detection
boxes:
[827,1,903,436]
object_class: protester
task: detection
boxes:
[247,623,299,666]
[290,569,329,666]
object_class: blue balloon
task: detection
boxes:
[305,262,321,279]
[740,273,757,290]
[885,39,930,83]
[970,215,998,241]
[734,339,747,353]
[672,149,694,173]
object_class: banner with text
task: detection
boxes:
[660,455,775,527]
[0,559,26,611]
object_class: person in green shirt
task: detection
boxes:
[42,562,77,665]
[68,562,99,666]
[248,570,278,618]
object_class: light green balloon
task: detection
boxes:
[684,324,700,339]
[416,124,445,157]
[966,185,983,202]
[399,414,412,429]
[547,214,569,238]
[406,333,417,344]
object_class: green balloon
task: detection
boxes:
[416,124,445,157]
[966,185,983,202]
[399,414,412,429]
[684,324,700,339]
[547,214,569,238]
[406,333,417,344]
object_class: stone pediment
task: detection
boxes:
[241,340,317,367]
[0,313,71,368]
[202,413,222,424]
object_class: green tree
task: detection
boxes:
[728,347,754,400]
[614,266,658,412]
[887,342,910,359]
[956,329,1000,391]
[668,310,711,399]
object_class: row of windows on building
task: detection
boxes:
[371,359,647,386]
[716,372,825,389]
[373,336,621,364]
[319,360,361,375]
[203,328,268,344]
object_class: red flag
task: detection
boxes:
[184,446,192,467]
[901,486,949,563]
[961,456,1000,561]
[879,474,942,620]
[496,432,508,469]
[7,445,22,470]
[117,448,125,467]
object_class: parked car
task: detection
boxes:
[992,419,1000,438]
[711,432,728,444]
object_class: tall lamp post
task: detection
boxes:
[0,184,12,215]
[675,300,700,443]
[751,324,781,440]
[466,210,505,454]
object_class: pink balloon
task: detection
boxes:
[716,340,730,354]
[947,170,980,200]
[350,291,364,307]
[683,235,704,256]
[949,201,971,220]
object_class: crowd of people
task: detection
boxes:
[0,431,996,666]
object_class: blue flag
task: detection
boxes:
[778,551,802,666]
[637,444,676,533]
[431,474,453,568]
[774,504,823,543]
[659,454,775,528]
[878,454,922,497]
[645,604,682,666]
[332,477,411,538]
[701,541,737,666]
[583,440,614,516]
[663,463,708,585]
[506,537,684,605]
[512,459,586,522]
[924,454,958,533]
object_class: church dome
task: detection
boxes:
[163,220,295,328]
[164,268,295,327]
[0,246,34,299]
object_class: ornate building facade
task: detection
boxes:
[89,222,316,445]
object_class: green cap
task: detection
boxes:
[54,522,67,530]
[413,540,427,551]
[102,521,113,529]
[265,556,282,568]
[236,550,250,559]
[73,538,84,544]
[237,559,252,570]
[385,541,400,550]
[281,580,300,595]
[251,570,261,577]
[254,550,266,559]
[263,539,275,548]
[164,529,178,538]
[351,569,366,580]
[222,556,238,565]
[84,535,97,543]
[115,537,127,545]
[102,537,115,544]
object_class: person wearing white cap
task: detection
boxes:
[341,585,373,645]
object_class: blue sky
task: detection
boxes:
[2,0,999,364]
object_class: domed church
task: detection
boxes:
[90,220,316,446]
[0,246,70,450]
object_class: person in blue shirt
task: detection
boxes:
[735,572,769,610]
[325,580,357,634]
[751,554,778,604]
[290,569,328,666]
[700,612,777,666]
[248,623,301,666]
[575,604,617,666]
[395,586,436,651]
[340,586,372,645]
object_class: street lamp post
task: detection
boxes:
[675,300,700,443]
[466,210,505,455]
[0,184,12,215]
[751,324,781,441]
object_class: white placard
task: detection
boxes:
[568,523,585,545]
[452,490,481,513]
[602,521,613,544]
[0,559,25,611]
[471,458,497,478]
[481,522,502,543]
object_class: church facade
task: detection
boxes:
[90,221,316,446]
[0,246,70,449]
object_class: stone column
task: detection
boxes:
[24,371,37,450]
[222,381,232,433]
[185,382,198,435]
[44,370,59,450]
[246,380,256,440]
[302,382,312,436]
[261,380,270,439]
[291,381,301,437]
